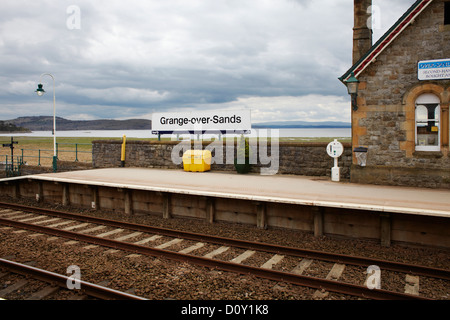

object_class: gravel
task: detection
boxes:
[0,195,449,301]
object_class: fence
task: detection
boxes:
[1,143,92,170]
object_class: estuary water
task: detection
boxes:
[0,128,351,139]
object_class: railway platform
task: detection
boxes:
[1,168,449,248]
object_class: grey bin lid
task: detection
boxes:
[353,147,368,153]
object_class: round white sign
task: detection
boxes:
[327,139,344,158]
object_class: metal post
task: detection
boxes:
[121,135,126,167]
[2,137,18,176]
[10,138,14,172]
[38,73,57,172]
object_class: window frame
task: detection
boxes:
[415,94,441,152]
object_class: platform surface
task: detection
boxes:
[18,168,450,218]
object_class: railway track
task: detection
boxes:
[0,202,448,300]
[0,257,147,300]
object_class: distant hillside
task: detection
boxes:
[0,121,31,133]
[3,116,350,131]
[252,120,351,128]
[5,116,152,131]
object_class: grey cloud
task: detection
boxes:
[0,0,416,122]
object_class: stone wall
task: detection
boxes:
[92,140,352,179]
[351,0,450,188]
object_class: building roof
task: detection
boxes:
[339,0,434,84]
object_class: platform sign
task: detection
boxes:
[418,59,450,80]
[327,139,343,182]
[327,139,344,158]
[151,109,251,134]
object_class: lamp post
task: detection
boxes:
[345,72,360,111]
[35,73,57,172]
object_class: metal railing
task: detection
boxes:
[1,143,92,168]
[0,155,22,177]
[55,143,92,163]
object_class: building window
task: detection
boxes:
[445,2,450,25]
[415,93,440,151]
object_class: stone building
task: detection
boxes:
[340,0,450,188]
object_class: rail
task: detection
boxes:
[0,258,147,300]
[1,202,445,300]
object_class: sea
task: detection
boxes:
[0,128,351,139]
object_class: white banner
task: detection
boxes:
[418,58,450,80]
[151,109,251,133]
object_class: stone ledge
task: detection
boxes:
[412,151,444,159]
[351,164,450,189]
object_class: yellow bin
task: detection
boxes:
[182,150,212,172]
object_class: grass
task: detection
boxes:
[0,135,351,167]
[0,137,95,167]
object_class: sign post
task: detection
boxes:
[326,139,344,182]
[2,137,19,176]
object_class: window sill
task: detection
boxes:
[413,151,443,158]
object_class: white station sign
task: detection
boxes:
[327,139,344,182]
[152,109,251,134]
[327,139,344,158]
[418,58,450,80]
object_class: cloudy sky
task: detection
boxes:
[0,0,415,124]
